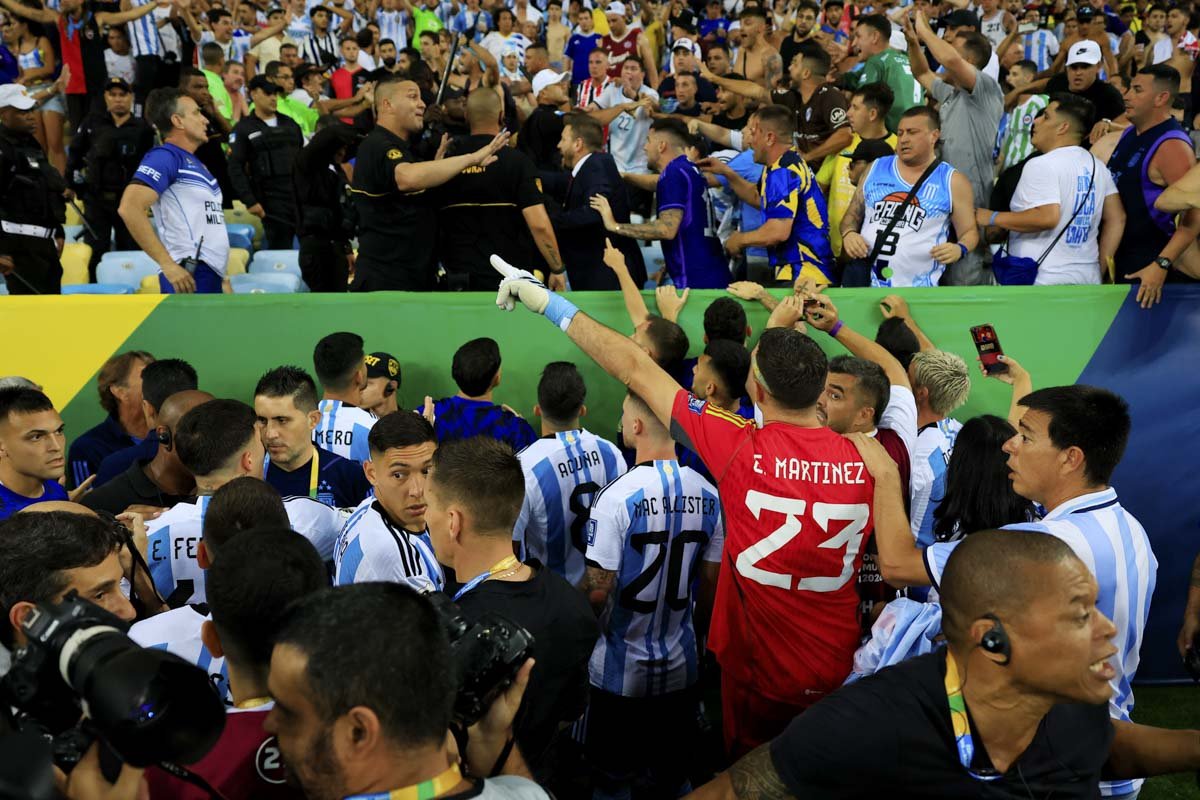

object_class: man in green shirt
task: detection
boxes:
[850,14,922,131]
[266,60,318,136]
[411,0,446,40]
[201,42,234,123]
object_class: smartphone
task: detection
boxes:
[970,324,1007,374]
[1018,21,1037,32]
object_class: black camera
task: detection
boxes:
[1,593,225,771]
[428,593,534,728]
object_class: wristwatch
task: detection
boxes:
[1155,256,1173,271]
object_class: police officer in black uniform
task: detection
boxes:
[66,78,155,277]
[0,84,66,295]
[293,119,363,292]
[229,75,304,249]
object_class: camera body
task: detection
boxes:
[428,593,534,728]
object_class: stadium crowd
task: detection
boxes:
[0,0,1199,299]
[0,273,1199,798]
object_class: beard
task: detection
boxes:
[383,56,397,67]
[288,726,346,800]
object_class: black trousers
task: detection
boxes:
[133,55,164,110]
[298,235,349,292]
[81,192,136,278]
[585,685,700,799]
[261,214,296,250]
[4,236,61,294]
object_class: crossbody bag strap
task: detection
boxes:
[868,157,943,268]
[1034,153,1096,267]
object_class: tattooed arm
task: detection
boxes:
[762,49,783,91]
[580,565,617,614]
[686,745,798,799]
[840,184,871,260]
[590,198,684,241]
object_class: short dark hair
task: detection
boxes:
[207,529,327,669]
[207,7,230,23]
[0,387,55,425]
[1017,385,1130,485]
[175,399,258,477]
[824,0,844,8]
[265,60,287,78]
[933,415,1036,541]
[430,437,524,534]
[368,410,436,457]
[828,355,889,427]
[940,529,1077,647]
[0,512,124,645]
[275,584,455,748]
[874,317,919,370]
[537,362,586,425]
[644,317,690,366]
[451,338,502,397]
[179,66,206,88]
[755,327,827,410]
[704,340,751,401]
[703,296,747,343]
[379,37,396,48]
[623,55,646,73]
[1048,92,1096,138]
[280,42,298,52]
[312,332,365,392]
[739,6,767,19]
[145,87,189,134]
[650,116,691,148]
[802,47,832,77]
[141,359,199,411]
[799,0,821,12]
[900,104,941,130]
[954,30,992,70]
[856,13,891,40]
[202,476,290,554]
[563,112,605,151]
[355,27,373,47]
[708,42,730,56]
[755,103,796,139]
[255,366,319,413]
[1011,58,1038,74]
[1141,62,1182,96]
[419,29,438,44]
[496,6,515,22]
[96,351,154,417]
[200,41,225,67]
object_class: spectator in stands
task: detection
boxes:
[995,60,1048,173]
[587,56,659,208]
[179,66,237,209]
[229,76,304,250]
[426,436,598,787]
[361,351,401,418]
[95,357,199,485]
[255,366,372,509]
[145,529,324,799]
[312,331,376,463]
[907,349,971,547]
[82,389,211,516]
[247,8,295,78]
[513,362,625,584]
[574,48,613,107]
[426,337,536,451]
[200,43,236,123]
[979,94,1124,286]
[849,14,923,131]
[0,388,68,520]
[67,351,153,490]
[266,583,547,799]
[1043,40,1127,129]
[120,88,232,294]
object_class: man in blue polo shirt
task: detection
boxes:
[591,118,729,289]
[67,350,154,489]
[119,87,230,294]
[0,388,69,520]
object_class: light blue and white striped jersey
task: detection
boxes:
[922,487,1156,798]
[126,0,162,57]
[909,418,962,548]
[129,606,231,703]
[376,8,408,47]
[514,429,626,585]
[584,461,723,697]
[1021,29,1059,71]
[285,11,312,39]
[198,31,251,64]
[334,497,444,593]
[861,157,957,288]
[147,494,342,605]
[314,399,376,462]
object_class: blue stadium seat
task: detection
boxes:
[0,276,8,295]
[63,283,135,295]
[249,250,308,290]
[229,273,304,294]
[63,224,86,243]
[227,223,255,252]
[642,241,665,289]
[97,252,160,289]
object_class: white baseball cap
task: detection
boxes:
[605,1,625,15]
[531,68,570,97]
[0,84,36,111]
[672,37,699,55]
[1066,40,1102,66]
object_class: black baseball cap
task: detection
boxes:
[1075,6,1098,20]
[104,77,131,93]
[247,75,283,94]
[365,352,401,382]
[845,138,895,162]
[942,9,980,28]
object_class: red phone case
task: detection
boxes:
[971,325,1005,373]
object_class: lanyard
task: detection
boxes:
[452,555,520,601]
[945,650,1002,781]
[262,448,322,500]
[344,764,461,800]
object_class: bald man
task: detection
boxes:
[81,389,214,517]
[436,90,566,291]
[350,78,511,291]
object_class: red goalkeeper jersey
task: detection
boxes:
[670,390,875,703]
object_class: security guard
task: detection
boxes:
[66,78,155,276]
[0,84,66,295]
[293,120,363,292]
[229,75,304,249]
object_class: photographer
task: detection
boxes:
[425,437,597,787]
[265,583,549,799]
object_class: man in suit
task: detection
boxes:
[542,112,647,290]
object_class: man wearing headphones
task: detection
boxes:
[361,350,401,418]
[686,529,1200,798]
[81,389,212,516]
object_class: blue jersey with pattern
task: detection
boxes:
[426,396,537,453]
[656,154,729,289]
[0,479,67,521]
[264,446,372,508]
[132,143,230,273]
[758,149,834,281]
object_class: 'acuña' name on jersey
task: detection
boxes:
[557,449,602,477]
[632,493,719,519]
[869,195,927,232]
[753,455,868,485]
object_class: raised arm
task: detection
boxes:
[587,97,649,126]
[845,432,927,587]
[806,294,910,387]
[687,116,736,148]
[0,0,56,26]
[698,60,771,104]
[979,352,1032,427]
[591,193,682,241]
[393,131,509,191]
[604,237,652,326]
[249,16,286,47]
[913,11,975,91]
[695,156,760,207]
[180,5,203,41]
[879,294,935,351]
